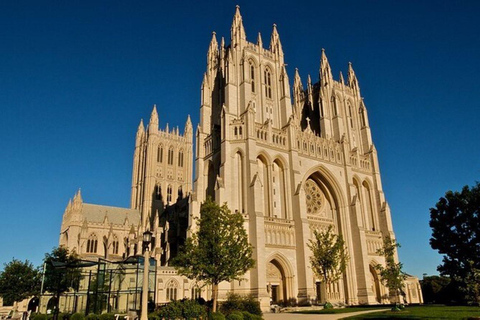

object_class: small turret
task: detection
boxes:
[320,48,333,86]
[339,71,345,85]
[307,74,313,107]
[348,62,361,94]
[135,119,145,147]
[231,5,246,47]
[148,105,159,134]
[185,115,193,137]
[257,32,263,49]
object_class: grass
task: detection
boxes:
[291,306,389,314]
[342,305,480,319]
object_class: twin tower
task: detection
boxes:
[64,6,418,309]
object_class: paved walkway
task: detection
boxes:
[263,309,389,320]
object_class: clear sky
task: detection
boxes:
[1,1,479,279]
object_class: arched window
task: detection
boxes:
[178,150,184,167]
[112,235,119,255]
[168,147,174,165]
[264,69,272,99]
[331,95,338,116]
[86,234,98,253]
[360,108,366,127]
[191,286,201,299]
[348,103,354,128]
[250,63,255,93]
[166,280,178,301]
[157,146,163,163]
[167,185,172,203]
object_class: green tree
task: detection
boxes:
[430,182,480,303]
[171,198,255,312]
[0,259,41,305]
[375,236,406,306]
[307,225,348,304]
[43,247,82,310]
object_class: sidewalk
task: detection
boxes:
[263,309,389,320]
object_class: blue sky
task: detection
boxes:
[0,1,479,279]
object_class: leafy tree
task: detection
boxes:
[0,259,41,305]
[43,247,82,310]
[171,198,255,312]
[375,236,406,305]
[421,275,463,304]
[307,225,348,304]
[430,182,480,303]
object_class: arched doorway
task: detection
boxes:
[27,297,39,312]
[266,259,287,305]
[369,265,381,303]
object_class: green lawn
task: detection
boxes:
[342,305,480,319]
[292,306,388,314]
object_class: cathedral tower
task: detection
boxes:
[193,6,396,307]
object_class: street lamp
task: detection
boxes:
[141,230,152,320]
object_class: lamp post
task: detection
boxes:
[141,230,152,320]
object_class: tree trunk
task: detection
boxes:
[212,283,218,313]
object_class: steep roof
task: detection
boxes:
[82,203,140,225]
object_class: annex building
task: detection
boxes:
[55,6,422,314]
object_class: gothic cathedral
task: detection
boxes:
[59,6,422,310]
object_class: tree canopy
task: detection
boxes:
[307,225,348,286]
[375,236,406,304]
[43,247,82,304]
[0,259,41,305]
[430,182,480,303]
[171,198,255,312]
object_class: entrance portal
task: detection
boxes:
[266,260,286,304]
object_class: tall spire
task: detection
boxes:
[348,62,360,94]
[135,119,145,146]
[149,105,158,134]
[207,32,219,74]
[293,68,304,118]
[320,48,333,86]
[269,24,284,58]
[231,5,246,47]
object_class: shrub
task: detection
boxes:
[239,296,261,316]
[86,314,98,320]
[220,293,261,316]
[158,300,182,320]
[220,294,243,315]
[226,311,243,320]
[241,312,262,320]
[71,313,84,320]
[181,299,207,319]
[147,313,159,320]
[99,313,116,320]
[209,312,225,320]
[34,314,48,320]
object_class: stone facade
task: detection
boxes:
[57,6,422,312]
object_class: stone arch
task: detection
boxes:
[266,252,294,304]
[362,179,377,231]
[233,150,245,213]
[166,279,179,301]
[302,166,347,211]
[272,157,288,219]
[352,177,366,228]
[256,154,271,217]
[369,262,382,303]
[205,160,215,200]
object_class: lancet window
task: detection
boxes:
[250,63,256,93]
[86,234,98,253]
[265,69,272,99]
